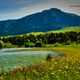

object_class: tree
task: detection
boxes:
[24,43,30,47]
[24,42,35,47]
[4,42,15,48]
[77,35,80,43]
[0,40,4,48]
[24,40,30,47]
[64,40,71,45]
[35,41,43,47]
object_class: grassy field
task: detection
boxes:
[0,44,80,80]
[8,43,80,53]
[49,27,80,33]
[26,32,43,36]
[26,27,80,35]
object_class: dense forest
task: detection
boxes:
[0,31,80,48]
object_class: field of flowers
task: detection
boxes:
[0,44,80,80]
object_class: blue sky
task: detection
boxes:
[0,0,80,20]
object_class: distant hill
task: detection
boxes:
[3,27,80,37]
[0,8,80,36]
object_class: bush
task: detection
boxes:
[54,42,59,47]
[4,42,16,48]
[35,41,43,47]
[24,43,35,47]
[46,54,53,61]
[24,43,30,47]
[0,40,4,48]
[77,36,80,43]
[29,43,35,47]
[64,40,71,45]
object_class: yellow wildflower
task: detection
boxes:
[65,65,68,69]
[0,76,3,80]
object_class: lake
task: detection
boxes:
[0,48,63,71]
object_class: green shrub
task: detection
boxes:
[77,36,80,43]
[64,40,71,45]
[24,43,35,47]
[24,43,30,47]
[54,42,59,47]
[30,43,35,47]
[35,41,43,47]
[4,42,16,48]
[46,54,53,61]
[0,40,4,48]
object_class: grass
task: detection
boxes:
[1,26,80,38]
[7,47,54,52]
[48,26,80,33]
[23,27,80,36]
[0,44,80,80]
[25,27,80,35]
[26,32,43,36]
[8,43,80,52]
[52,43,80,55]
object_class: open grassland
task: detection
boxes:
[24,26,80,35]
[9,43,80,53]
[52,43,80,54]
[0,44,80,80]
[49,27,80,33]
[24,27,80,35]
[26,32,43,36]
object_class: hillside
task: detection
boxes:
[0,8,80,36]
[26,27,80,35]
[1,27,80,38]
[49,27,80,33]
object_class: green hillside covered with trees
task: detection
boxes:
[0,27,80,48]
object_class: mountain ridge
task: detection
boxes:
[0,8,80,36]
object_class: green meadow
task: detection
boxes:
[0,27,80,80]
[48,27,80,33]
[26,27,80,35]
[26,26,80,35]
[0,43,80,80]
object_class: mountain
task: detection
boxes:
[0,8,80,36]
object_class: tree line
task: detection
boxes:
[0,31,80,48]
